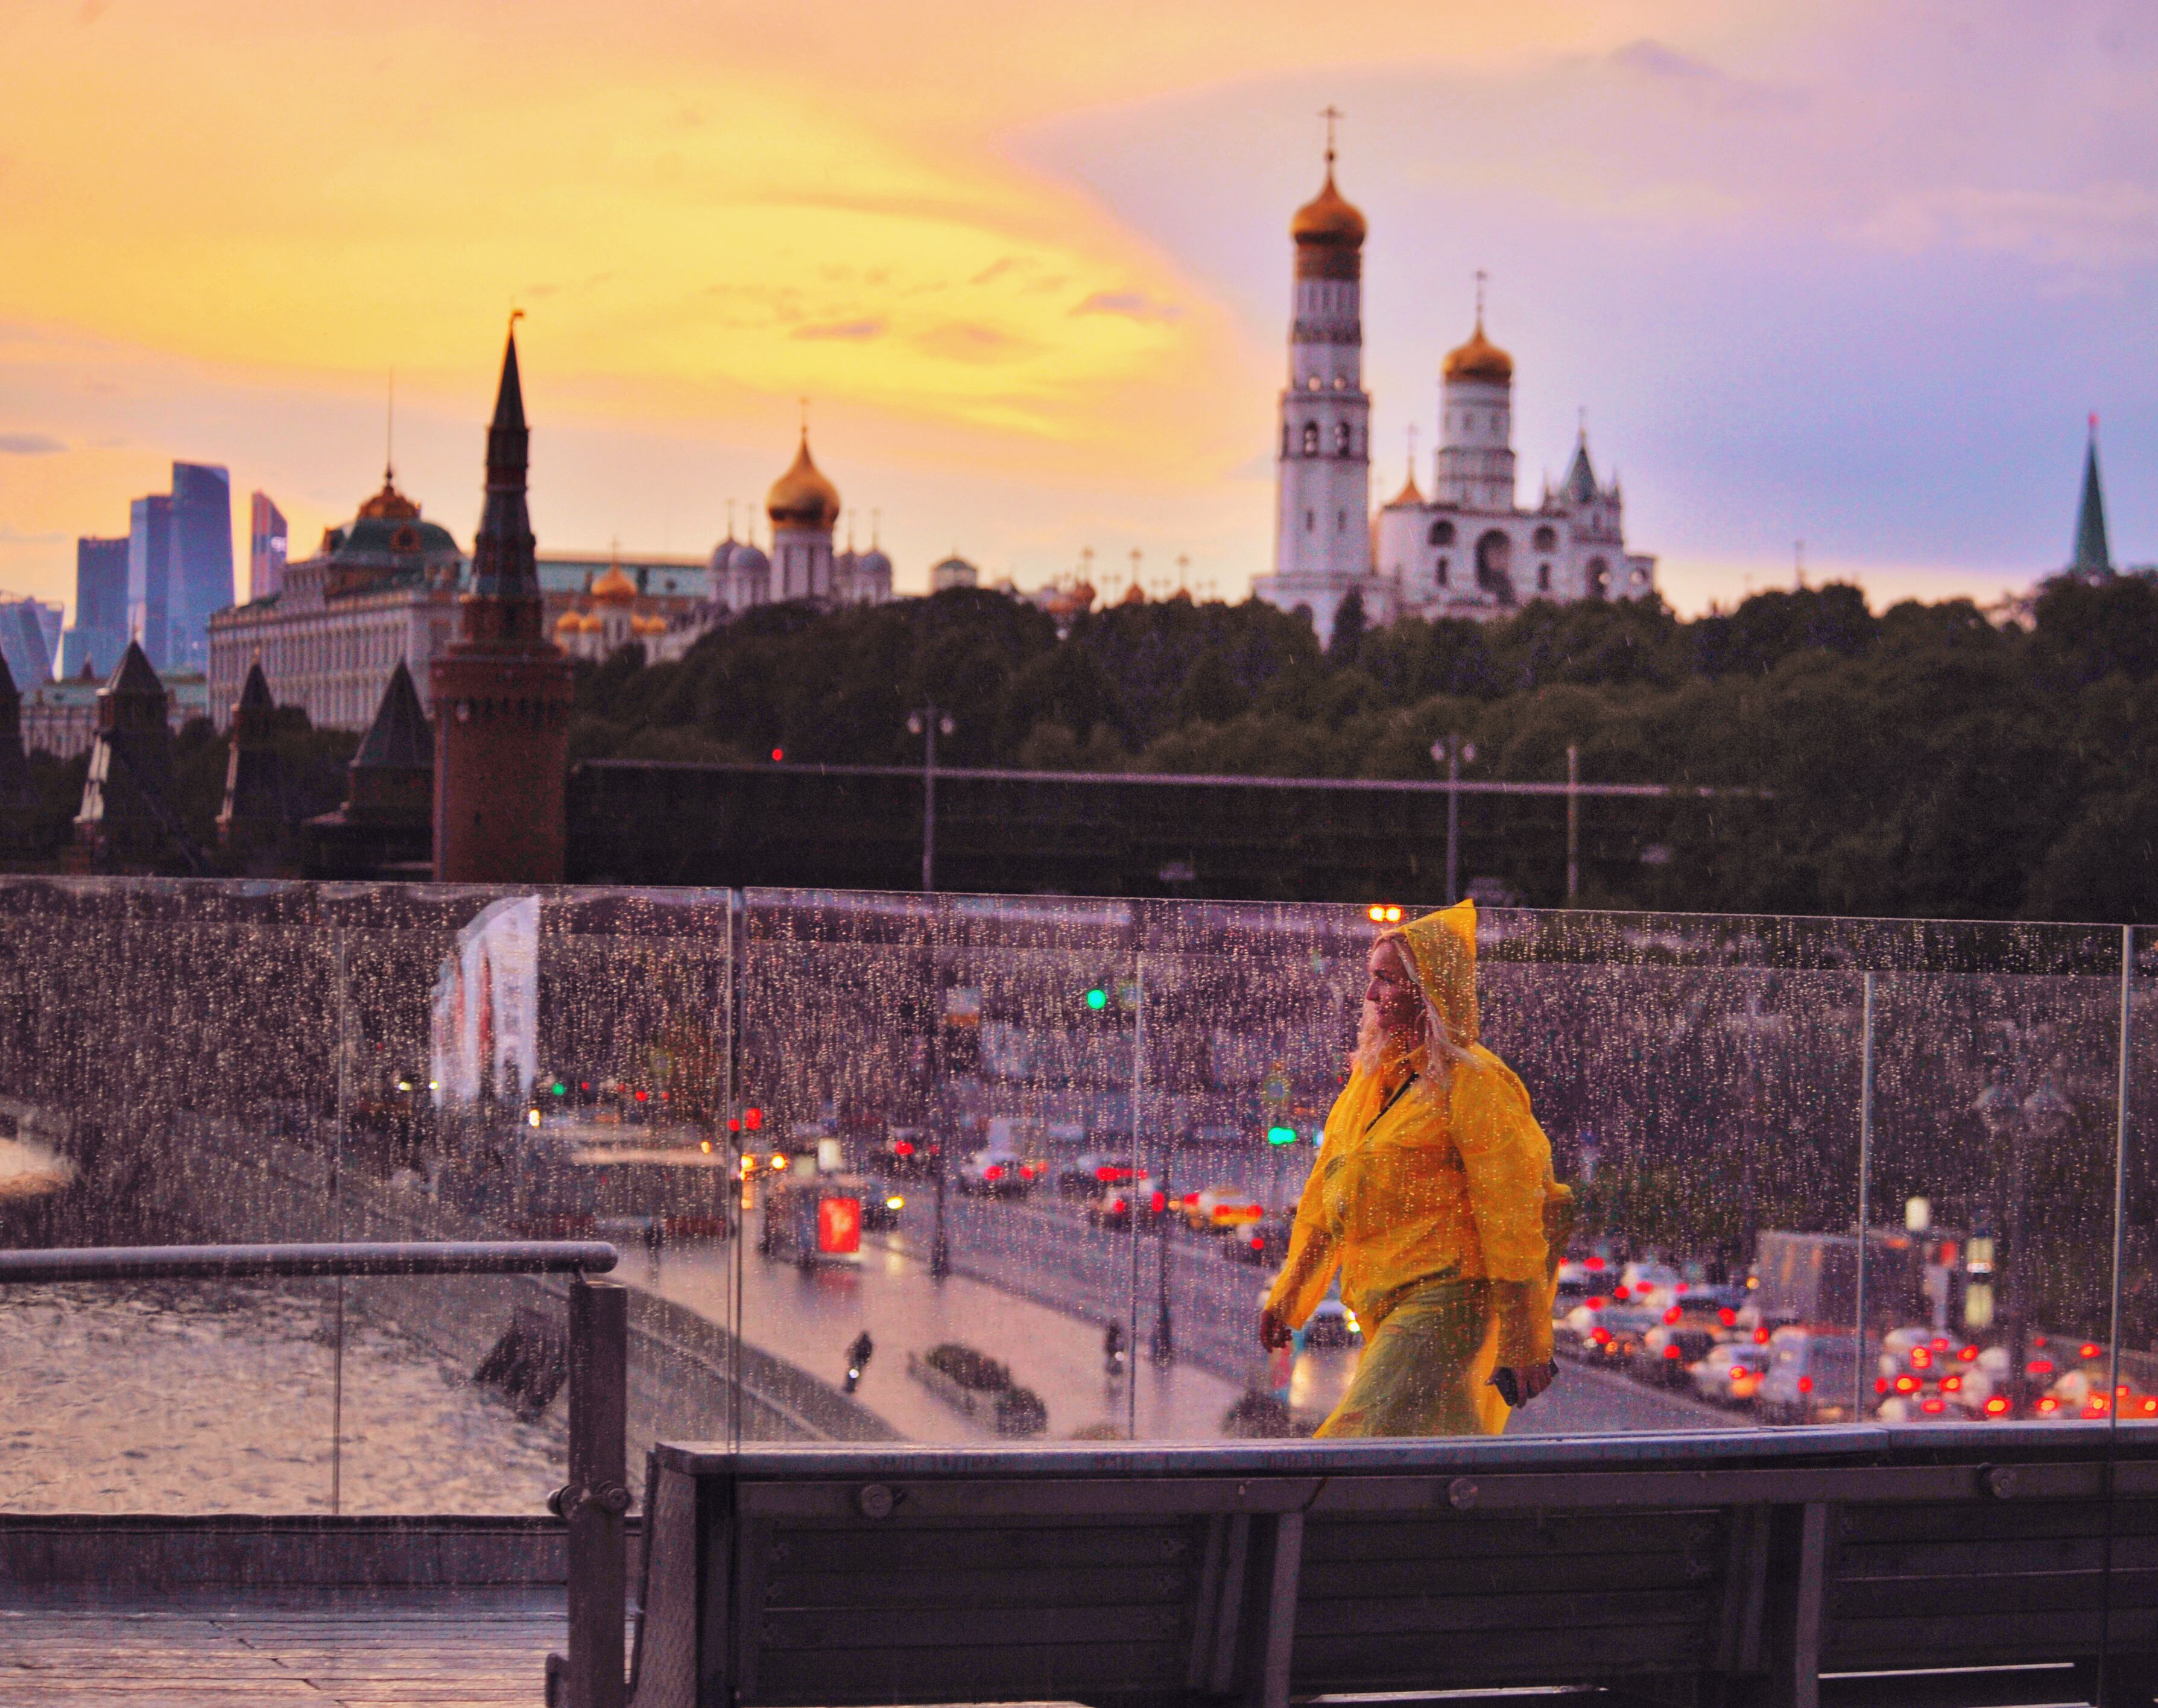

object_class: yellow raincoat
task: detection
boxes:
[1264,900,1574,1437]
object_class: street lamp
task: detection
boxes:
[930,1143,951,1281]
[907,706,955,893]
[1150,1157,1174,1365]
[1973,1069,2045,1412]
[1429,736,1477,904]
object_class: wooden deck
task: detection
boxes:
[0,1593,563,1708]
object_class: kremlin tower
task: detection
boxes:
[430,323,575,883]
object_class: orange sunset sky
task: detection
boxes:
[2,1,2153,622]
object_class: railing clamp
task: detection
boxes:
[548,1481,633,1520]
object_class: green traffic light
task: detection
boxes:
[1267,1125,1297,1145]
[551,1082,566,1096]
[1086,988,1108,1011]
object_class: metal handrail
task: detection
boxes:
[0,1239,618,1285]
[1,1240,628,1708]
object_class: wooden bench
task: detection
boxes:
[623,1424,2158,1708]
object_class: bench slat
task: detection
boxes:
[1296,1586,1710,1639]
[756,1522,1196,1573]
[764,1563,1195,1610]
[755,1600,1186,1651]
[1291,1621,1709,1686]
[1300,1548,1718,1599]
[1302,1511,1721,1563]
[753,1637,1188,1704]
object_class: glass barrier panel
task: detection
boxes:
[0,884,344,1510]
[330,891,732,1513]
[740,891,1145,1443]
[2119,926,2158,1432]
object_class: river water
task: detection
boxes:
[0,1283,565,1513]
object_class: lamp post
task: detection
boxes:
[1150,1153,1174,1365]
[1973,1070,2037,1414]
[1430,736,1477,904]
[907,706,955,893]
[2019,1077,2071,1409]
[930,1146,951,1281]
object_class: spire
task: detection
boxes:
[2072,413,2112,576]
[467,314,539,607]
[1563,424,1598,506]
[353,659,432,771]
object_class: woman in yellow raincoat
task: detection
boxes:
[1259,900,1572,1437]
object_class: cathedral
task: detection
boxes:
[1251,146,1659,644]
[708,429,893,612]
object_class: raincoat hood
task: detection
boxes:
[1395,899,1478,1051]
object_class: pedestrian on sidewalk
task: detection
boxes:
[1258,900,1575,1437]
[845,1330,873,1394]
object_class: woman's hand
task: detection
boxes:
[1499,1362,1555,1405]
[1258,1306,1294,1351]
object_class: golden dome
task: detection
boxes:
[553,608,583,632]
[1291,168,1366,248]
[590,564,637,603]
[631,613,666,636]
[578,611,606,633]
[1387,464,1424,507]
[1442,318,1513,384]
[356,469,420,521]
[767,431,841,530]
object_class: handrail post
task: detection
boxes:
[564,1276,629,1708]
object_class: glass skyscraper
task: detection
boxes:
[119,463,233,671]
[60,536,130,680]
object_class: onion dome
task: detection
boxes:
[553,608,583,633]
[631,613,667,637]
[590,563,637,603]
[767,431,841,530]
[1291,161,1365,281]
[1442,318,1513,384]
[578,611,605,634]
[730,540,770,575]
[1119,581,1146,606]
[1387,463,1424,507]
[707,537,737,575]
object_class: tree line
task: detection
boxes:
[568,574,2158,923]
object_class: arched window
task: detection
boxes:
[1475,530,1514,603]
[1334,422,1352,455]
[1302,422,1319,457]
[1435,558,1449,587]
[1533,525,1557,551]
[1537,562,1551,592]
[1586,557,1610,599]
[1337,509,1346,533]
[1428,520,1456,548]
[1305,509,1315,533]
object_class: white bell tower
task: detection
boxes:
[1254,113,1376,646]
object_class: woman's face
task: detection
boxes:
[1364,938,1423,1039]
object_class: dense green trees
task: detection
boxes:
[567,576,2158,922]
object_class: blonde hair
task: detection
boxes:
[1353,930,1476,1078]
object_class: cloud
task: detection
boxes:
[791,318,888,342]
[1607,39,1802,113]
[1072,289,1182,323]
[0,432,64,455]
[1855,183,2158,271]
[913,321,1037,364]
[0,523,64,543]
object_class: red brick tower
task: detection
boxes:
[431,322,574,882]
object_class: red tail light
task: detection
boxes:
[2037,1396,2060,1414]
[1613,1286,1631,1302]
[1958,1345,1978,1361]
[1929,1337,1950,1352]
[1921,1397,1945,1414]
[984,1165,1005,1181]
[1585,1256,1606,1271]
[894,1140,914,1157]
[1150,1191,1166,1213]
[1109,1197,1127,1215]
[2082,1343,2103,1361]
[1984,1397,2010,1415]
[1875,1377,1890,1395]
[1591,1327,1612,1346]
[1910,1347,1932,1369]
[1676,1282,1690,1294]
[1894,1375,1919,1394]
[1797,1376,1814,1394]
[1250,1235,1264,1251]
[1663,1344,1683,1360]
[1664,1306,1682,1324]
[1942,1376,1962,1393]
[2028,1359,2055,1376]
[2141,1398,2157,1416]
[1586,1296,1607,1310]
[1720,1308,1737,1327]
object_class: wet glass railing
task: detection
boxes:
[0,878,2149,1514]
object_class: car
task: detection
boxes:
[1565,1302,1659,1365]
[1223,1213,1291,1267]
[1182,1184,1266,1235]
[1302,1297,1362,1349]
[1691,1341,1771,1406]
[878,1130,940,1176]
[1619,1262,1682,1311]
[1084,1177,1164,1229]
[957,1150,1034,1197]
[1058,1152,1137,1192]
[1631,1324,1718,1388]
[1756,1329,1873,1425]
[856,1175,906,1232]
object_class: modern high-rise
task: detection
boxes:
[166,463,234,672]
[0,598,62,691]
[249,492,289,601]
[126,494,173,670]
[60,536,129,680]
